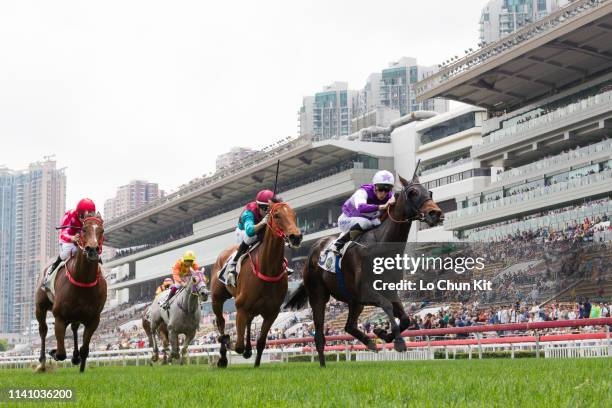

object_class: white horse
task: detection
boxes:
[148,270,208,364]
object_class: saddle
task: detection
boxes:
[41,260,67,303]
[218,242,260,285]
[318,239,353,274]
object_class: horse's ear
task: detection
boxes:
[412,173,420,184]
[398,174,410,187]
[96,211,102,219]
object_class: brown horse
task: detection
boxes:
[210,199,302,367]
[285,174,444,367]
[34,214,107,373]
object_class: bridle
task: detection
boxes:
[267,202,292,244]
[386,183,434,224]
[76,216,105,254]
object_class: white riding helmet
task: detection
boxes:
[372,170,395,186]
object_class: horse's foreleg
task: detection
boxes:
[344,303,376,352]
[50,318,67,361]
[377,298,405,352]
[35,307,48,372]
[243,317,253,359]
[234,309,248,355]
[168,328,180,363]
[180,331,195,365]
[71,323,81,366]
[254,314,276,368]
[374,301,409,343]
[79,317,100,373]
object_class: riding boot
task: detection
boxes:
[331,232,350,254]
[349,224,365,240]
[163,286,177,310]
[227,241,249,287]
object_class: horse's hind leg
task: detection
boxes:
[345,303,377,352]
[308,286,330,367]
[159,326,170,365]
[79,317,100,373]
[168,328,180,364]
[35,305,48,372]
[147,321,159,363]
[71,323,81,365]
[374,301,410,343]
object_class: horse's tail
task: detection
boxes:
[284,282,308,311]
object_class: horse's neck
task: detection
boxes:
[379,195,412,243]
[71,250,98,280]
[181,286,198,314]
[258,229,285,277]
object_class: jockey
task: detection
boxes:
[163,250,201,308]
[48,198,98,275]
[331,170,396,253]
[155,278,173,297]
[225,189,274,286]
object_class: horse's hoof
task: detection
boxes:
[217,358,228,368]
[71,356,81,366]
[35,363,46,373]
[366,340,378,352]
[161,359,168,365]
[235,346,244,355]
[49,349,65,361]
[393,339,407,352]
[242,348,252,359]
[151,354,159,363]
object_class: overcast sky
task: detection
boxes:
[0,0,488,214]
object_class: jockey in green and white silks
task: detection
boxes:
[225,189,274,286]
[331,170,396,253]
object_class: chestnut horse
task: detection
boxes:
[34,214,107,373]
[210,199,302,368]
[285,174,444,367]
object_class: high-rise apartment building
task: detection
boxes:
[104,180,163,221]
[0,159,66,334]
[215,147,258,171]
[479,0,571,44]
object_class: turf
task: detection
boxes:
[0,358,609,407]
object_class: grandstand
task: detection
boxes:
[63,0,612,355]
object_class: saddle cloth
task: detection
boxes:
[318,239,351,274]
[42,260,67,303]
[218,242,260,285]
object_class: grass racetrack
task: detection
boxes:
[0,358,610,407]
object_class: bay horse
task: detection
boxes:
[34,214,107,373]
[210,198,302,368]
[285,174,444,367]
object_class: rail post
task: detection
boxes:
[535,332,540,359]
[477,333,483,359]
[510,343,514,359]
[606,324,611,357]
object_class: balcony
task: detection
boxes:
[472,90,612,158]
[463,199,612,241]
[445,168,612,230]
[493,138,612,186]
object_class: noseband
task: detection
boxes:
[267,202,293,243]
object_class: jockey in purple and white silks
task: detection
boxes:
[331,170,396,253]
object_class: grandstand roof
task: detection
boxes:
[104,137,391,247]
[416,0,612,111]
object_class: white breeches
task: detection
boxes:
[235,227,258,245]
[59,242,77,260]
[337,213,380,233]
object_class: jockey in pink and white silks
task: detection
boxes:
[331,170,396,253]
